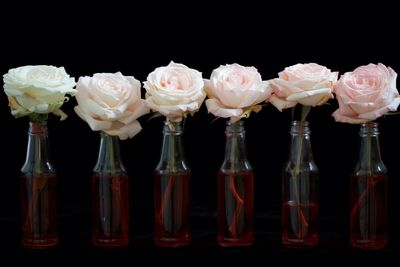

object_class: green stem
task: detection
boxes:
[294,106,311,177]
[227,121,245,238]
[367,128,372,176]
[230,122,237,171]
[161,120,177,232]
[292,105,311,238]
[166,119,176,173]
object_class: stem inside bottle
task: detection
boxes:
[21,119,58,248]
[218,120,254,247]
[282,112,319,247]
[154,119,191,247]
[350,122,387,249]
[92,132,129,248]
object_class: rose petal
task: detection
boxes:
[74,106,112,131]
[286,88,332,106]
[52,109,68,121]
[104,120,142,140]
[268,94,297,111]
[205,98,243,118]
[358,97,400,120]
[332,109,368,124]
[269,78,303,96]
[119,99,150,124]
[145,96,201,121]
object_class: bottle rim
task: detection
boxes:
[360,121,379,136]
[290,120,310,134]
[226,120,245,134]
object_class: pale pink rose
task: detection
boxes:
[74,72,149,140]
[268,63,338,111]
[143,61,205,122]
[204,63,271,122]
[333,63,400,123]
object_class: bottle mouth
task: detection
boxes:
[226,120,245,133]
[28,121,48,135]
[163,120,183,134]
[360,122,379,136]
[290,120,310,134]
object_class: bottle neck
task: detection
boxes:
[357,122,385,173]
[156,120,188,173]
[221,120,251,172]
[93,132,125,173]
[22,120,54,175]
[288,121,313,163]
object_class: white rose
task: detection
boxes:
[3,65,76,120]
[268,63,338,111]
[143,61,206,122]
[205,63,271,122]
[74,72,149,140]
[333,63,400,124]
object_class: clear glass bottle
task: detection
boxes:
[154,120,191,247]
[217,120,254,247]
[282,121,319,248]
[350,122,387,249]
[92,132,129,248]
[21,119,58,248]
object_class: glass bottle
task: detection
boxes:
[282,121,319,248]
[350,122,387,249]
[217,120,254,247]
[154,120,191,247]
[92,132,129,248]
[21,119,58,248]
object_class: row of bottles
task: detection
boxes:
[20,120,387,249]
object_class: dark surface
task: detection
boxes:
[1,0,400,266]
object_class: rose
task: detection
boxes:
[74,72,149,140]
[204,63,271,122]
[332,63,400,123]
[268,63,338,236]
[143,61,205,122]
[3,65,76,120]
[268,63,338,111]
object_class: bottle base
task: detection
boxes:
[218,238,254,247]
[282,238,319,248]
[154,237,190,248]
[22,237,58,249]
[93,237,129,248]
[351,239,387,250]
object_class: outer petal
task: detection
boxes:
[332,96,369,124]
[105,120,142,140]
[8,96,30,118]
[388,67,399,96]
[145,96,201,121]
[358,97,400,120]
[347,101,377,115]
[269,78,303,96]
[52,109,68,121]
[332,109,368,124]
[119,99,150,124]
[268,94,297,111]
[74,106,112,131]
[286,88,332,106]
[205,98,243,118]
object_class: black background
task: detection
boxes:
[1,0,400,266]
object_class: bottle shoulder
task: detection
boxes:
[93,163,126,174]
[155,161,191,174]
[284,160,319,173]
[220,160,252,173]
[353,163,387,176]
[21,161,56,176]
